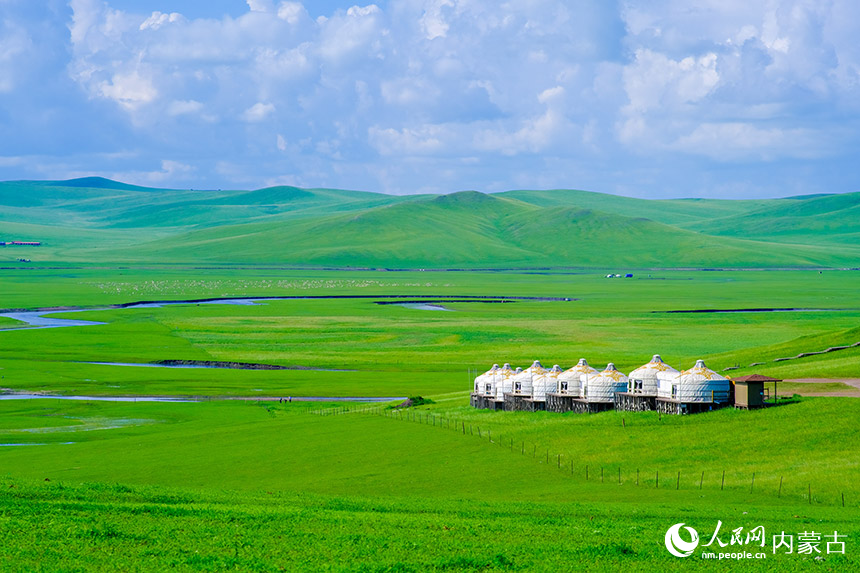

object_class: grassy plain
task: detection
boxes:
[0,397,858,571]
[2,267,860,397]
[2,263,860,569]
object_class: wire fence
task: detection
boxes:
[292,401,854,509]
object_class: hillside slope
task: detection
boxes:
[1,179,858,268]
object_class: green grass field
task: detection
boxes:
[2,179,859,569]
[0,397,857,571]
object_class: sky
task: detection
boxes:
[1,0,859,198]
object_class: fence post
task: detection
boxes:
[721,470,725,491]
[676,471,680,490]
[778,476,783,498]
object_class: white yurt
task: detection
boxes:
[581,363,628,402]
[473,364,501,396]
[627,355,678,395]
[557,358,598,396]
[493,363,517,400]
[658,359,730,403]
[532,364,564,401]
[511,360,546,397]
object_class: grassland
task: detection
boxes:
[1,397,858,571]
[2,268,860,398]
[2,178,860,569]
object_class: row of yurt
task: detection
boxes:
[471,357,732,414]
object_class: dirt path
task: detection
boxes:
[779,378,860,397]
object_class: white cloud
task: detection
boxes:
[368,125,448,156]
[277,2,308,24]
[318,4,384,64]
[671,123,824,161]
[140,11,183,31]
[420,0,455,40]
[99,71,158,110]
[0,0,855,198]
[247,0,274,13]
[168,100,203,116]
[242,102,276,122]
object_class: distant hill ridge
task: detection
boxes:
[1,178,858,268]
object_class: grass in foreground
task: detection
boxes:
[0,398,857,571]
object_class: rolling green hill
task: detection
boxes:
[2,178,858,267]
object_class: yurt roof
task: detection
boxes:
[680,359,727,381]
[562,358,598,375]
[629,354,678,378]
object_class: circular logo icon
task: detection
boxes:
[665,523,699,558]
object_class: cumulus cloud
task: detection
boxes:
[242,102,276,122]
[0,0,858,198]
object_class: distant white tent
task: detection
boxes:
[658,359,730,403]
[532,364,563,401]
[557,358,598,397]
[473,364,501,396]
[493,363,516,400]
[582,363,628,403]
[627,354,678,395]
[511,360,546,397]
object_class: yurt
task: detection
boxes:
[511,360,546,396]
[657,359,731,414]
[557,358,598,397]
[493,363,516,401]
[616,354,679,411]
[504,360,546,411]
[581,363,628,404]
[546,359,599,413]
[532,365,564,401]
[628,355,677,394]
[473,364,500,396]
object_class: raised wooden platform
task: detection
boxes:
[614,392,657,412]
[546,393,577,413]
[655,398,728,415]
[470,394,504,410]
[547,393,613,413]
[570,399,614,414]
[503,394,545,412]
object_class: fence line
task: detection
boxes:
[286,401,852,508]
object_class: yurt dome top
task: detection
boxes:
[559,358,598,380]
[680,359,726,382]
[629,354,678,379]
[598,362,625,379]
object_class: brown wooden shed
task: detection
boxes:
[732,374,781,408]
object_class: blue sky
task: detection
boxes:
[1,0,858,198]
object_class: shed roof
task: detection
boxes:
[732,374,782,383]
